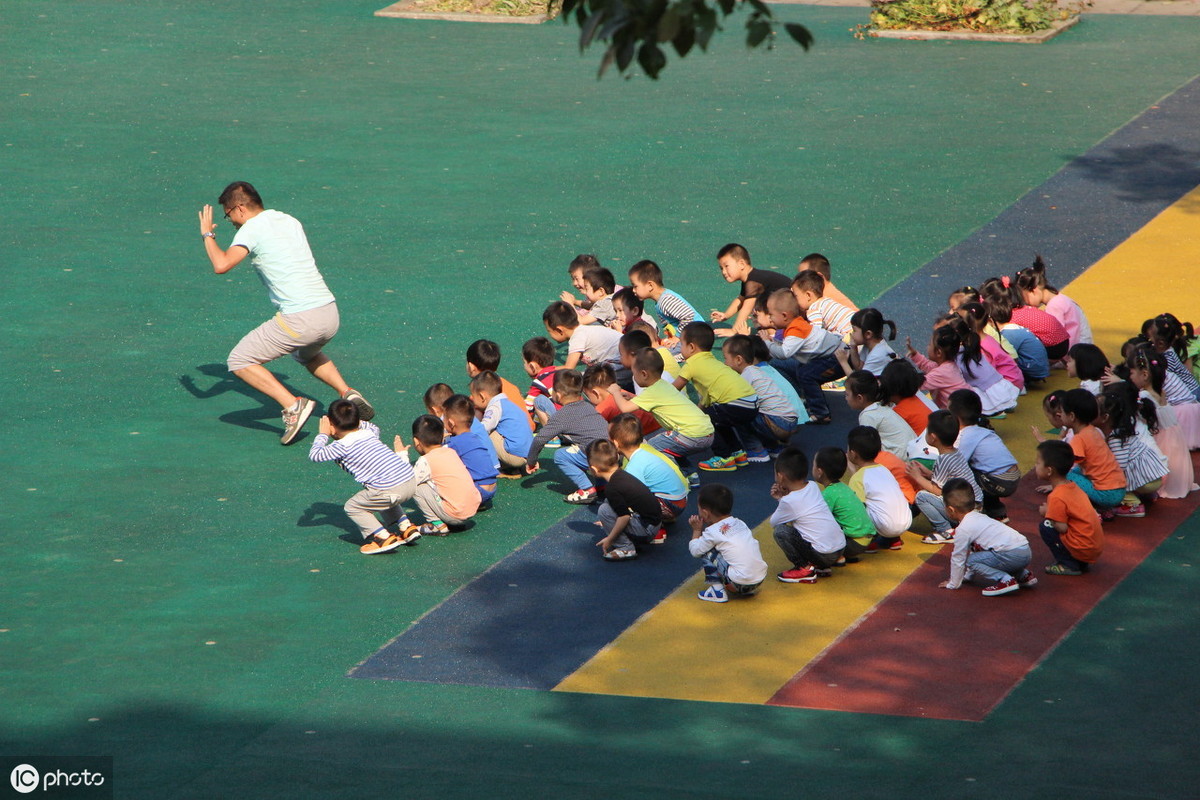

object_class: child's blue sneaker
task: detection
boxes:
[744,449,771,463]
[697,584,728,603]
[687,472,700,489]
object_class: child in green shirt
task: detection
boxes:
[813,446,875,562]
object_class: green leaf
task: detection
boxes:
[579,9,606,48]
[746,18,771,47]
[657,5,681,42]
[672,21,696,55]
[638,41,667,77]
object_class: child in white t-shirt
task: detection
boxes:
[770,447,846,583]
[846,425,913,551]
[938,479,1036,597]
[688,483,769,603]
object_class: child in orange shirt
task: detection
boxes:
[1036,440,1104,576]
[1056,388,1127,512]
[397,415,482,536]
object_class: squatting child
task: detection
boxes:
[398,414,482,536]
[937,478,1037,597]
[1035,439,1104,576]
[525,370,612,504]
[688,483,769,603]
[770,447,846,584]
[589,439,664,561]
[309,399,420,554]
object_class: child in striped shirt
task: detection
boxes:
[628,259,700,351]
[905,410,983,545]
[309,399,419,554]
[791,270,854,340]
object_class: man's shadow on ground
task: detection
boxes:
[179,363,315,443]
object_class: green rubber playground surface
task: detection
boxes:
[2,1,1199,796]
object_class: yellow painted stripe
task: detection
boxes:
[552,526,931,704]
[554,185,1200,706]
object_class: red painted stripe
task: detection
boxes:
[767,461,1200,721]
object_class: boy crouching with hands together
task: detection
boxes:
[688,484,768,603]
[937,478,1037,597]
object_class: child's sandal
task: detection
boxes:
[1044,563,1083,576]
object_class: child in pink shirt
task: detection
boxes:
[397,414,481,536]
[905,326,971,409]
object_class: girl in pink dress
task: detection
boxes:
[1127,346,1196,499]
[905,325,971,409]
[1015,256,1093,347]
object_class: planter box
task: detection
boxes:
[375,0,550,23]
[867,13,1079,40]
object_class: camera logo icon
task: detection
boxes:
[10,763,39,794]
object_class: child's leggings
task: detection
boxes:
[1067,466,1125,509]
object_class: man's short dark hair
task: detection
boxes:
[218,181,263,210]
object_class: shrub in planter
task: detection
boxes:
[863,0,1084,34]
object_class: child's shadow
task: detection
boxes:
[297,502,360,545]
[179,363,312,441]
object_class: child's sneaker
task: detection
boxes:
[1044,562,1083,576]
[564,487,599,504]
[697,584,728,603]
[1017,569,1038,588]
[777,566,818,583]
[699,455,740,472]
[280,397,316,445]
[687,472,700,489]
[765,446,784,459]
[1099,507,1118,521]
[603,546,638,561]
[743,449,771,463]
[981,577,1019,596]
[418,521,451,536]
[921,530,954,545]
[866,535,903,552]
[341,388,375,421]
[732,450,749,465]
[1115,502,1145,518]
[544,437,562,448]
[821,377,848,392]
[814,566,834,578]
[652,527,667,545]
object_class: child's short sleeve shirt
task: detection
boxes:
[1046,481,1104,562]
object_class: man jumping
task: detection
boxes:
[199,181,373,445]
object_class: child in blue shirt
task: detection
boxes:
[471,371,535,476]
[444,394,500,505]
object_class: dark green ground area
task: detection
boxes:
[2,1,1198,796]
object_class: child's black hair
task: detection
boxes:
[717,243,751,264]
[569,254,600,273]
[930,324,963,363]
[948,285,981,309]
[586,438,621,470]
[798,253,831,279]
[750,335,772,363]
[628,259,664,286]
[847,425,881,461]
[845,370,884,404]
[958,301,990,334]
[814,446,848,482]
[327,398,360,431]
[612,287,644,316]
[879,358,924,400]
[582,363,617,391]
[947,388,990,429]
[423,383,454,411]
[582,267,616,294]
[925,409,960,447]
[1152,312,1196,360]
[443,394,476,425]
[697,483,735,517]
[982,290,1013,325]
[941,478,977,513]
[543,301,579,331]
[850,307,897,342]
[619,330,652,355]
[948,317,984,378]
[412,414,445,447]
[1036,439,1075,477]
[522,337,556,368]
[774,446,809,482]
[633,347,665,377]
[466,339,502,372]
[1014,254,1057,294]
[1098,384,1138,441]
[1106,379,1159,435]
[470,370,503,397]
[1067,343,1109,381]
[555,369,584,397]
[607,412,643,447]
[722,334,755,364]
[680,321,716,352]
[1127,344,1166,395]
[1060,387,1099,425]
[791,270,825,296]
